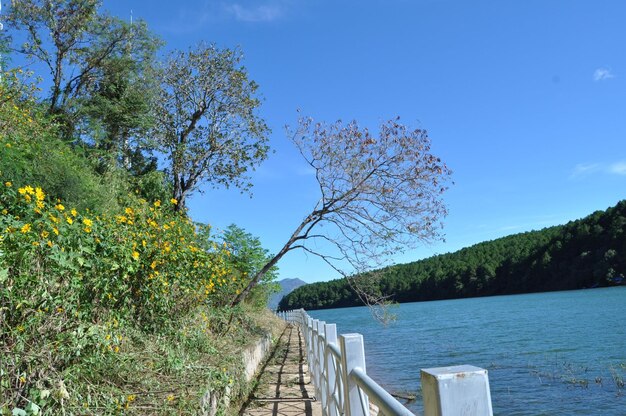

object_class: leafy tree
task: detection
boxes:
[79,45,160,170]
[151,44,270,211]
[221,224,279,307]
[3,0,161,140]
[236,116,453,305]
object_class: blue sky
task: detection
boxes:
[19,0,626,282]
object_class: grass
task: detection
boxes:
[2,307,286,415]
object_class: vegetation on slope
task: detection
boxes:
[0,64,278,415]
[279,200,626,310]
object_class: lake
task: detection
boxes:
[308,287,626,415]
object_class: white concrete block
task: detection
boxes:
[421,365,493,416]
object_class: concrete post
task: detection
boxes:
[316,321,326,402]
[324,324,338,416]
[421,365,493,416]
[339,334,369,416]
[306,317,314,379]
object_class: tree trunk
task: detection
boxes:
[231,213,316,305]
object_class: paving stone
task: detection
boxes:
[240,324,322,416]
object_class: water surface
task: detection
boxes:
[308,287,626,415]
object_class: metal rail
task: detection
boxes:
[278,308,493,416]
[279,309,416,416]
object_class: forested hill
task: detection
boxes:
[279,200,626,310]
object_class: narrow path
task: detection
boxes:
[239,323,322,416]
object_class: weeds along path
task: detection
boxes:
[239,323,322,416]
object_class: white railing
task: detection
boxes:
[278,309,494,416]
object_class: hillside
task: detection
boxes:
[279,200,626,310]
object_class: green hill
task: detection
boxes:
[279,200,626,310]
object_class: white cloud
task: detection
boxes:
[571,161,626,178]
[570,163,601,178]
[609,162,626,175]
[225,3,284,22]
[593,67,614,81]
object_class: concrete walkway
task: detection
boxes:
[239,324,322,416]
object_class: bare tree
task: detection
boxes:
[152,44,270,210]
[232,115,452,306]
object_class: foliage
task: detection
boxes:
[151,43,271,210]
[235,116,452,305]
[0,180,266,412]
[79,52,159,170]
[279,200,626,310]
[220,224,279,309]
[0,69,123,212]
[0,7,281,414]
[3,0,162,142]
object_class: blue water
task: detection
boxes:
[308,287,626,415]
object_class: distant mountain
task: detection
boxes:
[269,278,307,310]
[279,200,626,311]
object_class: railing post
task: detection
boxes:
[311,320,320,393]
[306,317,314,380]
[421,365,493,416]
[316,321,326,402]
[324,323,338,416]
[339,334,369,416]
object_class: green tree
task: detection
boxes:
[221,224,278,307]
[79,39,161,171]
[151,44,270,211]
[4,0,161,140]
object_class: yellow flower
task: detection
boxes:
[55,204,65,211]
[20,224,31,233]
[4,181,11,187]
[82,218,93,227]
[66,217,73,225]
[52,227,59,235]
[125,207,134,215]
[24,185,34,195]
[71,208,78,217]
[83,227,92,233]
[153,200,161,208]
[167,394,175,402]
[24,194,32,202]
[41,230,49,238]
[32,241,39,247]
[132,251,140,260]
[47,240,53,248]
[35,187,45,201]
[170,198,178,205]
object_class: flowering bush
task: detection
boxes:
[0,182,250,411]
